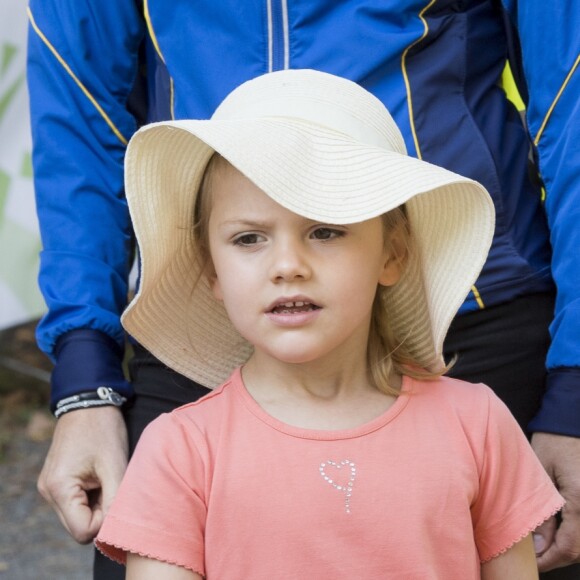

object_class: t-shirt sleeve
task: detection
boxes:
[95,412,208,575]
[471,388,565,562]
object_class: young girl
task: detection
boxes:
[96,70,563,579]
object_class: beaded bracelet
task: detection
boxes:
[54,387,127,419]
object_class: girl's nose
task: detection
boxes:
[269,239,312,282]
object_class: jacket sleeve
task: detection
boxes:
[502,1,580,436]
[27,0,146,406]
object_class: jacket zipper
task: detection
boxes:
[267,0,289,71]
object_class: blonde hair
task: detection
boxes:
[195,153,450,396]
[367,209,452,395]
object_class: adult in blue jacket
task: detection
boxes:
[27,1,579,578]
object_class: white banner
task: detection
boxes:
[0,0,45,329]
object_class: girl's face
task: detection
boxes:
[206,162,404,370]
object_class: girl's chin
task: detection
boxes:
[249,346,343,368]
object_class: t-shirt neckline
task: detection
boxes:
[231,367,412,440]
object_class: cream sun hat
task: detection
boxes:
[122,69,495,388]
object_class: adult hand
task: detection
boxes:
[531,433,580,571]
[37,406,128,544]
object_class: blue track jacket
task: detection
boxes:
[27,0,580,435]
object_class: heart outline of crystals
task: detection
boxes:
[319,459,356,513]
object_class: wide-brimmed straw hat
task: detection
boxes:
[122,69,495,388]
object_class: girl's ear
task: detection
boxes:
[210,276,223,301]
[207,264,223,301]
[378,225,408,287]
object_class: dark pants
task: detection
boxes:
[444,292,553,435]
[95,292,580,579]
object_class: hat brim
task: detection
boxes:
[122,119,494,388]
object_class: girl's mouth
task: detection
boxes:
[270,301,321,314]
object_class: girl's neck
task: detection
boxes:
[241,354,401,430]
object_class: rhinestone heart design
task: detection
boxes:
[319,459,356,513]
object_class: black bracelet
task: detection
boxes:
[54,387,127,418]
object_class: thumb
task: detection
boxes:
[82,472,122,542]
[54,479,105,544]
[533,516,557,556]
[99,462,126,520]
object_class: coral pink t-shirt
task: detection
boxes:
[96,368,563,579]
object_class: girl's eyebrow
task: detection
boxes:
[216,215,322,230]
[218,216,316,228]
[218,218,271,229]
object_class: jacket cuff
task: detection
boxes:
[528,368,580,437]
[50,329,133,412]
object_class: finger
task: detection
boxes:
[38,466,75,539]
[536,518,580,572]
[36,407,128,543]
[53,479,104,544]
[98,460,127,522]
[38,460,99,542]
[533,516,557,556]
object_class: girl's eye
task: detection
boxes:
[311,227,344,241]
[233,233,263,246]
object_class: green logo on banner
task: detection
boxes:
[0,43,24,122]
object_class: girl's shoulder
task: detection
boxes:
[409,374,495,407]
[147,369,243,437]
[405,374,514,436]
[404,375,532,477]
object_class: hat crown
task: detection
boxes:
[212,69,407,154]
